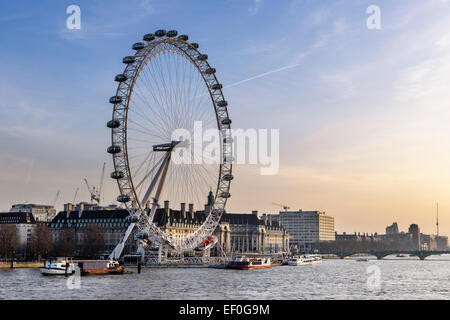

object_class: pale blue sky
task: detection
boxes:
[1,0,450,235]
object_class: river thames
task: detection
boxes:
[1,256,450,300]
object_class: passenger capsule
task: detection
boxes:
[166,30,178,37]
[143,33,155,41]
[178,34,189,41]
[220,192,231,198]
[190,42,199,49]
[107,120,120,128]
[155,29,167,37]
[110,171,125,179]
[107,145,121,154]
[136,231,149,239]
[109,96,123,104]
[217,100,228,107]
[197,54,208,61]
[114,74,127,82]
[212,83,223,90]
[117,194,131,203]
[224,156,234,163]
[122,56,136,64]
[223,137,233,143]
[221,118,232,125]
[132,42,145,50]
[205,68,216,75]
[223,174,234,181]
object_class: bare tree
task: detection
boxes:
[55,228,77,257]
[80,224,105,258]
[29,223,54,261]
[0,225,19,261]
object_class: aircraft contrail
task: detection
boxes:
[223,63,301,89]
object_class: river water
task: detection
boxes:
[1,256,450,300]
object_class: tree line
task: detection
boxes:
[0,223,106,261]
[316,237,418,253]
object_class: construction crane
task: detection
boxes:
[53,190,60,207]
[84,162,106,205]
[272,202,290,212]
[98,162,106,204]
[73,187,79,204]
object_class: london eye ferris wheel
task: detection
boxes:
[106,29,233,257]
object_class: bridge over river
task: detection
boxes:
[322,250,450,260]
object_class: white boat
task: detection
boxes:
[287,254,322,266]
[356,258,369,262]
[226,255,271,270]
[40,257,76,276]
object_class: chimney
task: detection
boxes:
[189,203,194,220]
[181,203,186,219]
[64,203,73,212]
[164,201,170,218]
[252,210,258,216]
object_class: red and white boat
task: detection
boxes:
[226,255,271,270]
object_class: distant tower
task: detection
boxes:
[207,188,215,207]
[436,202,439,236]
[408,224,421,250]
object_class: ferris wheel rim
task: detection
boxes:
[107,31,233,251]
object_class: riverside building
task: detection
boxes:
[48,193,291,257]
[273,210,335,252]
[49,208,136,256]
[0,211,36,254]
[9,204,56,222]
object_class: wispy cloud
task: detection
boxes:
[224,63,301,89]
[248,0,263,15]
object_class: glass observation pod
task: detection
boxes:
[224,156,234,163]
[117,194,131,203]
[223,174,234,181]
[122,56,136,64]
[132,42,146,50]
[136,231,149,239]
[110,171,125,179]
[212,83,223,90]
[115,74,127,82]
[178,34,189,41]
[107,120,121,128]
[197,54,208,61]
[107,145,121,154]
[143,33,155,41]
[155,29,167,37]
[217,100,228,107]
[221,118,232,125]
[205,68,216,75]
[109,96,123,104]
[166,30,178,37]
[223,137,233,143]
[190,43,199,49]
[220,192,231,198]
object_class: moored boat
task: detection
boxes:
[287,254,322,266]
[77,259,127,275]
[40,257,76,276]
[226,255,271,270]
[356,258,369,262]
